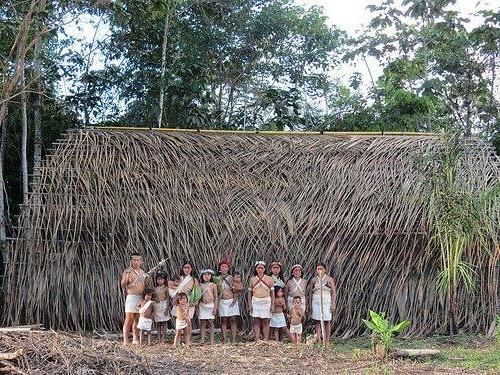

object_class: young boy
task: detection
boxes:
[168,276,181,324]
[174,293,192,347]
[229,271,244,307]
[289,296,304,344]
[154,272,170,343]
[137,289,155,346]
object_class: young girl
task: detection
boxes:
[218,259,240,343]
[168,275,181,323]
[288,296,304,344]
[270,286,288,341]
[269,261,285,288]
[173,292,192,347]
[154,272,170,343]
[136,289,155,346]
[198,269,218,345]
[229,271,244,308]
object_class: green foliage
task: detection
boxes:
[362,310,410,355]
[422,130,500,333]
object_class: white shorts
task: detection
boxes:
[137,316,153,331]
[154,300,170,322]
[176,319,188,330]
[198,302,215,320]
[218,298,240,317]
[312,293,332,321]
[290,324,303,334]
[270,312,287,328]
[251,296,272,319]
[125,295,141,313]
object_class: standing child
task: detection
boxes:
[168,276,181,324]
[270,286,288,341]
[154,272,170,343]
[288,296,304,344]
[229,271,244,308]
[136,289,155,346]
[198,269,218,345]
[173,292,192,347]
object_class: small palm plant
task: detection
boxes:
[362,310,410,358]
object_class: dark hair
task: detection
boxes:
[180,261,197,278]
[316,262,327,270]
[274,285,283,295]
[286,265,303,284]
[253,263,266,276]
[293,295,302,301]
[156,272,167,280]
[269,262,284,281]
[200,271,213,284]
[143,288,154,297]
[175,292,188,304]
[172,275,181,282]
[233,271,241,277]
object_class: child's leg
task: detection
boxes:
[230,316,238,342]
[296,333,302,344]
[220,317,227,343]
[262,319,270,340]
[273,327,279,341]
[314,321,322,341]
[325,322,331,343]
[174,330,180,347]
[289,332,295,344]
[252,318,261,342]
[147,331,151,345]
[208,320,215,345]
[139,329,144,346]
[200,319,206,344]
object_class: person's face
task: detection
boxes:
[157,277,165,286]
[131,256,142,268]
[219,264,229,274]
[183,264,192,275]
[277,289,284,297]
[292,267,302,278]
[145,293,152,301]
[173,279,180,287]
[271,265,281,275]
[293,299,301,308]
[179,296,187,305]
[256,265,265,275]
[316,265,326,275]
[233,275,241,283]
[202,273,211,282]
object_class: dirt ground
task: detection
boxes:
[0,330,498,374]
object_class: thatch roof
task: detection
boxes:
[1,129,499,336]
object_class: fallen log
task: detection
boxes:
[392,349,440,358]
[0,349,24,360]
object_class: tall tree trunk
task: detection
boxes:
[33,0,46,178]
[21,69,29,204]
[157,6,171,128]
[0,108,8,243]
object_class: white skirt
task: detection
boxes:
[125,294,141,313]
[287,296,306,312]
[251,296,272,319]
[270,312,287,328]
[290,323,303,334]
[312,293,332,321]
[218,298,240,317]
[176,319,188,330]
[154,300,170,322]
[137,316,153,331]
[198,302,215,320]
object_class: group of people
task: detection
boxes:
[121,254,337,347]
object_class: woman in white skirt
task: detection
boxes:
[284,264,307,312]
[248,261,275,341]
[309,262,337,344]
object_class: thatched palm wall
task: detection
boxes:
[2,129,499,335]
